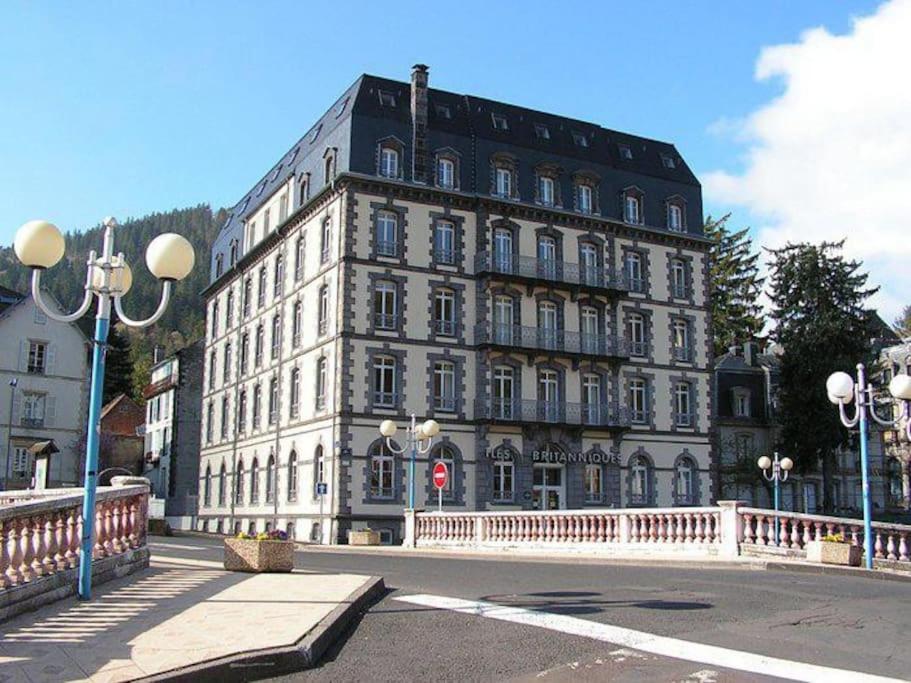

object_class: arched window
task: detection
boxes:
[671,258,688,298]
[273,254,284,297]
[242,277,252,317]
[229,240,238,267]
[217,462,226,506]
[292,301,303,347]
[320,217,331,264]
[271,314,281,359]
[630,454,652,505]
[235,459,245,505]
[266,454,275,503]
[226,290,234,329]
[379,146,400,178]
[313,445,325,498]
[203,465,212,507]
[431,445,456,499]
[289,367,301,418]
[255,324,264,365]
[258,267,267,307]
[369,441,395,499]
[215,253,224,279]
[250,457,260,503]
[666,196,687,232]
[288,451,298,502]
[295,235,305,281]
[433,288,456,336]
[373,281,398,330]
[675,456,698,505]
[376,210,398,256]
[436,156,456,189]
[324,155,334,185]
[316,357,327,409]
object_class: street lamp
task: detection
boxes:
[14,217,194,599]
[826,364,911,569]
[379,415,440,510]
[758,452,794,544]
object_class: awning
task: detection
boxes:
[27,440,59,456]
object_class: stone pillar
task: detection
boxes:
[403,508,417,548]
[618,513,630,544]
[717,501,742,558]
[410,64,429,184]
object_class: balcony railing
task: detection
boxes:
[476,323,629,359]
[374,391,399,408]
[434,396,456,412]
[475,399,631,428]
[434,319,456,336]
[374,313,399,330]
[20,417,44,429]
[672,346,693,362]
[475,252,627,292]
[376,240,398,257]
[433,248,455,265]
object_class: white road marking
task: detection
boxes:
[394,594,900,683]
[149,542,210,551]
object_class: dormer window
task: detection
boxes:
[668,204,683,232]
[572,131,588,147]
[310,124,322,143]
[378,90,396,107]
[380,146,400,178]
[733,388,751,418]
[335,97,349,118]
[623,188,644,224]
[496,167,512,197]
[215,254,224,279]
[229,240,238,267]
[435,104,452,119]
[537,175,555,206]
[661,154,676,169]
[578,184,593,214]
[618,144,633,159]
[534,124,550,139]
[491,113,509,131]
[437,157,455,189]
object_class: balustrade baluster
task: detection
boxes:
[757,515,769,545]
[31,515,47,577]
[655,514,665,543]
[648,514,658,542]
[850,526,861,547]
[886,533,897,561]
[43,514,57,574]
[6,520,22,585]
[104,502,115,555]
[812,521,822,541]
[682,513,693,543]
[53,512,67,570]
[112,500,124,554]
[128,498,140,548]
[19,519,34,582]
[899,533,909,562]
[825,522,835,537]
[691,513,702,543]
[790,519,801,549]
[596,515,605,542]
[776,518,787,548]
[801,521,812,547]
[628,515,638,543]
[742,514,754,544]
[0,521,11,588]
[875,532,885,559]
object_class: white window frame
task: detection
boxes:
[437,157,455,188]
[376,210,398,256]
[630,378,647,424]
[380,147,399,178]
[433,361,456,411]
[578,183,593,213]
[434,220,455,264]
[495,167,512,197]
[374,281,398,330]
[584,464,603,503]
[373,356,397,407]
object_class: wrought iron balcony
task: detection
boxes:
[475,252,628,293]
[672,346,693,362]
[475,323,630,359]
[474,398,631,429]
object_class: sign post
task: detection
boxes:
[431,462,448,513]
[316,482,327,544]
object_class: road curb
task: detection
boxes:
[765,560,911,583]
[136,575,386,682]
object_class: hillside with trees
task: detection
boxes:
[0,205,224,400]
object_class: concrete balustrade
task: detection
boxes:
[0,481,150,621]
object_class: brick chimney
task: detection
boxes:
[411,64,429,184]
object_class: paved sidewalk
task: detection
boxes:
[0,551,382,682]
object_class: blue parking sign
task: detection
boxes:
[316,482,327,495]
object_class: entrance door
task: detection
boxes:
[532,465,564,510]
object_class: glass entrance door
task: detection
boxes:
[532,465,564,510]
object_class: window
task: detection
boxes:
[432,446,455,497]
[373,356,397,407]
[273,254,283,297]
[21,392,46,428]
[211,302,220,339]
[258,267,266,307]
[434,220,455,264]
[671,259,688,298]
[887,458,904,507]
[376,210,398,256]
[215,253,224,279]
[628,313,646,357]
[493,228,514,272]
[493,295,514,344]
[320,218,331,264]
[668,204,684,232]
[433,289,456,336]
[220,396,229,440]
[537,236,557,279]
[675,382,693,427]
[581,306,599,353]
[437,157,455,189]
[491,113,508,130]
[268,377,278,425]
[585,464,603,503]
[374,281,398,330]
[318,285,329,336]
[380,147,399,178]
[370,443,395,498]
[205,402,214,442]
[240,333,249,375]
[734,389,751,418]
[378,90,396,107]
[218,463,226,506]
[223,343,232,383]
[264,208,271,233]
[279,194,288,223]
[538,300,558,349]
[618,143,633,159]
[295,236,305,281]
[626,251,644,293]
[289,368,300,419]
[250,458,260,503]
[582,373,601,424]
[492,366,515,419]
[534,123,550,139]
[229,241,238,267]
[580,243,600,287]
[577,183,593,214]
[288,451,298,502]
[238,389,247,432]
[208,351,217,391]
[492,455,514,502]
[661,154,676,169]
[433,361,456,411]
[538,369,559,421]
[243,278,252,318]
[271,314,281,360]
[246,221,256,252]
[252,383,262,428]
[292,301,303,347]
[434,103,451,119]
[203,466,212,507]
[235,460,245,504]
[672,320,691,362]
[316,357,327,409]
[572,131,588,147]
[631,456,650,504]
[624,192,642,224]
[629,378,648,424]
[676,458,696,503]
[26,341,47,375]
[266,454,275,503]
[226,291,234,329]
[324,156,333,184]
[537,175,555,206]
[496,167,515,198]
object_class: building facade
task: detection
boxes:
[0,285,89,489]
[197,66,714,543]
[142,341,203,528]
[98,393,145,484]
[878,339,911,512]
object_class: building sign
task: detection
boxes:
[484,446,620,465]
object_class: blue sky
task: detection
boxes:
[0,2,894,299]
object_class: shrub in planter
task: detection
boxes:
[224,529,294,572]
[805,533,863,567]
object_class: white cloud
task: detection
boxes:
[704,0,911,324]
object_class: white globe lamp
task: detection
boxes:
[826,372,855,404]
[889,374,911,401]
[146,233,195,281]
[379,419,397,438]
[421,419,440,438]
[757,456,772,471]
[15,220,66,269]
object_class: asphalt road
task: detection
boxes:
[151,536,911,682]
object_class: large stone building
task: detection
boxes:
[879,339,911,511]
[197,65,713,543]
[0,285,89,489]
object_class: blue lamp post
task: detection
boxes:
[13,218,194,599]
[758,452,794,544]
[379,415,440,509]
[826,365,911,570]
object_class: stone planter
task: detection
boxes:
[349,529,381,546]
[223,538,294,572]
[805,540,863,567]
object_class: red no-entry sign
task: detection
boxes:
[432,461,449,490]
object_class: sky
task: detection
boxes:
[1,0,906,320]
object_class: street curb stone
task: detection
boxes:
[135,575,386,682]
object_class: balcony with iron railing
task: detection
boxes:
[474,252,628,294]
[376,240,398,257]
[374,313,399,331]
[476,323,630,360]
[474,398,631,429]
[672,345,694,362]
